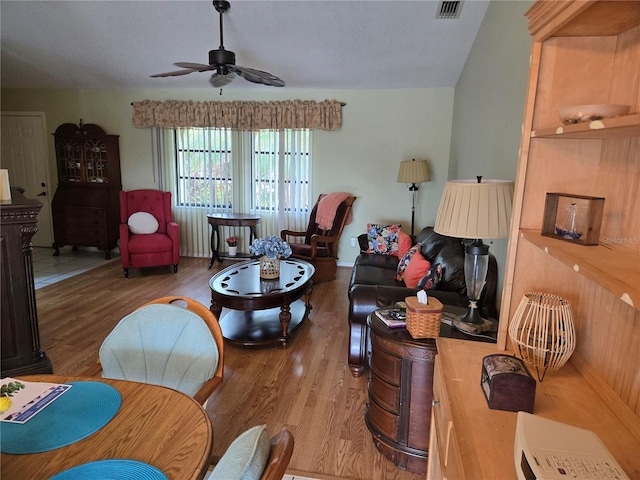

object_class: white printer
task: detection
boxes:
[514,412,629,480]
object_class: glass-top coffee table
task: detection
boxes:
[209,259,315,348]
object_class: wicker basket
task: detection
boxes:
[405,296,443,339]
[259,256,280,279]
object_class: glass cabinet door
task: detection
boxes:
[83,136,110,183]
[56,136,83,183]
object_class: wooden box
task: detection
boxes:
[480,354,535,413]
[541,193,604,246]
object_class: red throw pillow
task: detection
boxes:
[403,252,432,288]
[395,244,421,281]
[397,231,413,258]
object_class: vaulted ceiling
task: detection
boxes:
[1,0,490,90]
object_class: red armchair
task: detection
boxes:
[119,189,179,278]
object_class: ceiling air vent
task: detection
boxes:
[437,1,463,19]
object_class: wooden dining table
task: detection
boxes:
[1,374,213,480]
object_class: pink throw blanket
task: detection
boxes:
[316,192,352,231]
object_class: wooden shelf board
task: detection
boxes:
[532,113,640,139]
[520,229,640,309]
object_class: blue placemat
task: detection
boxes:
[49,459,167,479]
[0,381,121,454]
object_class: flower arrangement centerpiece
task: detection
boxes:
[249,235,292,279]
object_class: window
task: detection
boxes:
[174,127,312,215]
[155,126,313,256]
[174,128,232,208]
[174,128,311,212]
[252,129,311,213]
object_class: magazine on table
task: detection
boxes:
[1,378,72,424]
[375,308,407,329]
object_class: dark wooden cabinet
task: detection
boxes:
[365,313,436,474]
[1,188,52,377]
[51,122,121,259]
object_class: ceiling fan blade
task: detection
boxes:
[209,72,235,87]
[150,69,198,78]
[232,65,285,87]
[151,62,216,78]
[174,62,216,72]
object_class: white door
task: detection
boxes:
[1,113,53,247]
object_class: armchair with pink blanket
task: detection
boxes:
[281,193,355,282]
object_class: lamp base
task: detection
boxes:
[453,306,493,334]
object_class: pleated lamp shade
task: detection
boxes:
[434,179,514,239]
[397,159,430,184]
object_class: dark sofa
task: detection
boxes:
[347,226,497,377]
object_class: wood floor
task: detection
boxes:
[34,257,425,480]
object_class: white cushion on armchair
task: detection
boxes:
[127,211,159,234]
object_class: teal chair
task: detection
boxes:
[209,425,295,480]
[84,296,224,405]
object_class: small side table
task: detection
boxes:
[364,306,497,474]
[365,312,437,474]
[207,213,260,268]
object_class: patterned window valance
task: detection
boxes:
[131,99,343,131]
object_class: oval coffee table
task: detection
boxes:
[209,259,315,348]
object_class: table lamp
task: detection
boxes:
[434,176,513,334]
[397,159,430,237]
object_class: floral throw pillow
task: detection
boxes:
[396,244,422,281]
[417,263,443,291]
[366,223,402,256]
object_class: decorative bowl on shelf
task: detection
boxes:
[558,104,630,125]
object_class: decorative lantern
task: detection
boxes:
[508,292,575,381]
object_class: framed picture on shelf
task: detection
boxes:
[541,193,604,246]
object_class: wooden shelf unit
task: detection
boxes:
[426,2,640,477]
[499,0,640,424]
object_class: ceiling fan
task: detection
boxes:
[151,0,285,87]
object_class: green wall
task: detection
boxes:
[449,0,534,310]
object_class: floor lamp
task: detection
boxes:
[434,177,514,334]
[397,159,430,237]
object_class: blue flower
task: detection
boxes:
[249,235,292,259]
